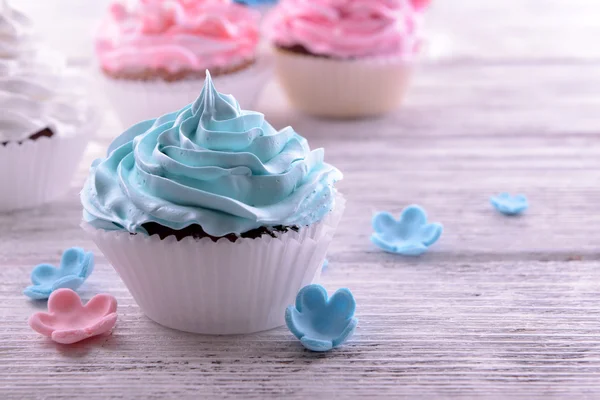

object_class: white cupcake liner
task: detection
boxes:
[83,195,345,335]
[272,47,415,119]
[101,57,273,129]
[0,131,91,212]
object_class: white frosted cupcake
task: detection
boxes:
[96,0,272,128]
[0,1,94,211]
[81,72,344,335]
[264,0,430,118]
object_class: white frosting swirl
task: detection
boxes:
[0,1,89,143]
[0,0,32,58]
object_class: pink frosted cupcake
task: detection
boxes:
[96,0,271,127]
[265,0,430,118]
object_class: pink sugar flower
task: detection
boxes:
[29,289,118,344]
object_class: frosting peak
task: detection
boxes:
[81,72,342,236]
[96,0,260,75]
[265,0,429,59]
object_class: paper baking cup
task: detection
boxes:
[83,196,345,335]
[0,132,90,212]
[273,47,414,118]
[101,59,273,129]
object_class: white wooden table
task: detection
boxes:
[2,1,600,398]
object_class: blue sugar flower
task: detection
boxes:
[24,247,94,300]
[285,284,358,352]
[371,205,443,256]
[490,193,529,215]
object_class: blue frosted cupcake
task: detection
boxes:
[81,72,344,335]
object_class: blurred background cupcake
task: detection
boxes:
[96,0,272,128]
[264,0,431,119]
[0,0,95,211]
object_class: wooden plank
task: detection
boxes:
[1,163,598,265]
[3,261,600,398]
[426,0,600,62]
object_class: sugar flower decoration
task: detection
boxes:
[285,284,357,352]
[24,247,94,300]
[490,193,529,215]
[371,205,442,256]
[29,289,117,344]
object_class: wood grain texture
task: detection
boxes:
[2,0,600,398]
[3,261,600,399]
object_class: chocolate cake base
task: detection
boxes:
[277,44,333,59]
[102,59,255,82]
[141,222,300,242]
[1,127,54,146]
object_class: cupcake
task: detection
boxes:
[0,1,94,211]
[96,0,271,128]
[81,71,344,335]
[264,0,430,118]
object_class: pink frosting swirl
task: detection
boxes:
[265,0,430,59]
[96,0,260,74]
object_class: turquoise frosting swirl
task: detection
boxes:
[81,72,342,237]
